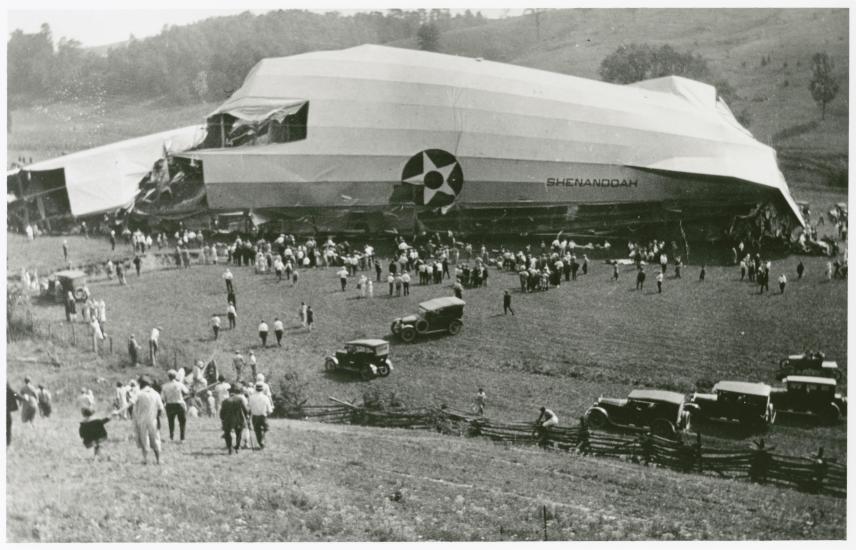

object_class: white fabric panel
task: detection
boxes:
[25,126,204,216]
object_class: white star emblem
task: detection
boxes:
[403,151,459,204]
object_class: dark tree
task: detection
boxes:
[599,43,710,84]
[417,23,441,52]
[809,52,840,120]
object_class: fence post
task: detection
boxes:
[48,322,52,341]
[749,439,771,484]
[694,432,703,473]
[640,432,654,466]
[577,417,591,455]
[810,447,829,494]
[109,336,113,353]
[542,504,548,541]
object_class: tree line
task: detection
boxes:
[7,9,488,106]
[598,43,840,124]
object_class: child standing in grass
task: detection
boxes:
[79,408,110,458]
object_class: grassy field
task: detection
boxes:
[5,222,848,540]
[5,343,846,542]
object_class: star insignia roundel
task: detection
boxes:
[401,149,464,207]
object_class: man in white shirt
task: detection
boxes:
[223,268,234,293]
[273,318,284,347]
[248,382,274,449]
[133,376,166,465]
[160,370,189,442]
[211,314,221,340]
[213,375,231,414]
[337,267,349,291]
[149,327,161,367]
[227,303,237,329]
[258,320,269,348]
[232,351,245,381]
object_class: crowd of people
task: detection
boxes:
[8,205,849,466]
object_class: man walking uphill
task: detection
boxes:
[258,320,269,347]
[161,370,189,443]
[133,376,166,465]
[248,383,274,449]
[503,290,515,315]
[149,327,161,367]
[220,385,249,455]
[223,268,234,294]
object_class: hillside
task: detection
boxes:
[431,8,848,156]
[5,343,845,542]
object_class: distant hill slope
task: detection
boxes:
[427,9,848,152]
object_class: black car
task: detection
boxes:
[325,339,393,380]
[691,381,776,429]
[771,375,847,424]
[584,389,696,438]
[390,297,465,343]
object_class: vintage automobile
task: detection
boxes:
[770,376,847,424]
[390,296,465,343]
[583,389,697,439]
[324,339,393,380]
[48,269,88,303]
[776,352,841,381]
[691,381,776,429]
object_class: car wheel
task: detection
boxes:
[584,409,608,430]
[324,358,337,371]
[651,418,676,439]
[73,288,87,301]
[415,319,430,334]
[400,326,416,343]
[377,361,391,377]
[390,321,401,336]
[822,403,841,424]
[448,320,463,336]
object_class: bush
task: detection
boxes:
[272,370,309,418]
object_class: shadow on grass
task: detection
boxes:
[690,419,769,441]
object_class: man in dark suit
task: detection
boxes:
[220,385,249,455]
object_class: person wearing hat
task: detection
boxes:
[255,373,272,399]
[220,385,249,455]
[161,370,189,442]
[232,350,245,381]
[248,382,274,449]
[128,334,141,366]
[248,351,258,380]
[132,376,165,465]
